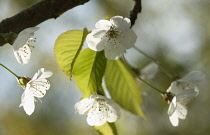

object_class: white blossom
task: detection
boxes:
[74,94,120,126]
[166,71,205,126]
[86,16,137,60]
[19,68,52,115]
[13,27,39,64]
[140,62,159,79]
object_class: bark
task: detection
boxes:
[0,0,90,46]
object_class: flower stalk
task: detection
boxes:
[0,63,19,78]
[122,56,164,94]
[133,46,173,79]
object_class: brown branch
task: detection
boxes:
[130,0,142,27]
[0,0,90,46]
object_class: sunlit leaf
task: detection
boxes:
[54,28,88,79]
[72,48,107,98]
[105,59,145,118]
[94,122,118,135]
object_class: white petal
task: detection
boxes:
[28,86,46,97]
[74,97,95,115]
[178,71,205,83]
[92,94,120,123]
[141,62,159,79]
[118,29,137,49]
[166,82,183,95]
[175,102,187,119]
[104,39,125,60]
[168,97,177,116]
[92,29,107,39]
[169,112,179,127]
[26,80,48,97]
[13,44,31,64]
[19,89,35,115]
[36,68,53,79]
[86,102,107,126]
[110,16,131,29]
[105,104,120,123]
[105,98,120,118]
[176,89,198,105]
[95,20,111,30]
[86,30,108,51]
[13,27,39,50]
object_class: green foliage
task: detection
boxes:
[94,122,118,135]
[105,59,145,118]
[13,0,39,8]
[54,29,88,79]
[72,48,107,98]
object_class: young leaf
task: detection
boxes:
[72,48,107,98]
[54,28,88,79]
[94,122,118,135]
[105,59,145,118]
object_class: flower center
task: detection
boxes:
[95,99,106,111]
[162,92,175,104]
[26,36,36,48]
[106,26,121,40]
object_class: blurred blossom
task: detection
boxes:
[165,71,205,126]
[140,62,159,79]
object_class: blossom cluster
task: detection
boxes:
[8,27,53,115]
[2,15,205,128]
[163,71,205,126]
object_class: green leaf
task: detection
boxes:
[94,122,118,135]
[105,59,145,118]
[72,48,107,98]
[54,28,88,79]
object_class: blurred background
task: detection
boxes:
[0,0,209,134]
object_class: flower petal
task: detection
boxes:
[118,29,137,49]
[141,62,159,79]
[27,85,46,98]
[175,102,187,119]
[19,89,35,115]
[27,79,50,97]
[169,111,179,127]
[35,68,53,79]
[91,94,120,123]
[86,31,108,51]
[166,82,183,95]
[178,71,205,83]
[86,102,107,126]
[110,16,131,30]
[105,104,120,123]
[92,29,107,39]
[176,89,198,105]
[13,44,31,64]
[104,39,125,60]
[95,20,111,30]
[168,96,177,116]
[39,70,53,79]
[13,27,39,50]
[74,97,95,115]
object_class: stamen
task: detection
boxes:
[106,26,123,41]
[34,97,42,103]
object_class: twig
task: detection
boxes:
[0,0,90,46]
[130,0,142,27]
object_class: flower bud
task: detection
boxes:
[17,76,31,89]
